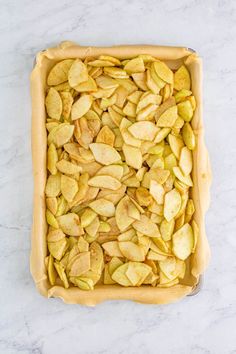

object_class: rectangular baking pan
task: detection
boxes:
[30,43,211,305]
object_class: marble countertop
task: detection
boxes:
[1,0,236,353]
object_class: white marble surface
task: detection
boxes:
[0,0,236,353]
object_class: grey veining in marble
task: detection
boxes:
[0,0,236,353]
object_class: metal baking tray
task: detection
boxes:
[32,47,203,300]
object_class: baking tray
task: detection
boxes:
[32,48,202,298]
[30,43,211,305]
